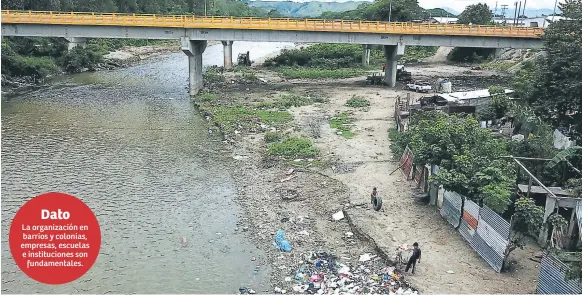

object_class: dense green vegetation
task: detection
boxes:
[319,0,455,21]
[0,0,275,82]
[264,43,436,79]
[247,0,361,18]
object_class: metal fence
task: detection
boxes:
[536,254,582,294]
[439,190,511,272]
[398,146,414,180]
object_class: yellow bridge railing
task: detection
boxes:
[1,10,544,39]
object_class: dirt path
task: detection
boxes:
[201,64,541,293]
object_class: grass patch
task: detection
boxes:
[201,106,292,133]
[346,95,370,108]
[204,68,225,83]
[278,67,366,79]
[268,136,320,159]
[480,61,517,71]
[196,93,217,103]
[330,112,356,138]
[258,93,327,109]
[264,131,283,143]
[242,72,258,80]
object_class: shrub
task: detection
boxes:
[268,136,320,159]
[264,131,283,143]
[346,96,370,107]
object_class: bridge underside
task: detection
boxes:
[1,24,542,49]
[1,23,543,95]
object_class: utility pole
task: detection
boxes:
[501,4,508,20]
[388,1,392,22]
[517,1,522,25]
[494,1,498,16]
[513,1,517,27]
[552,0,558,22]
[523,0,527,17]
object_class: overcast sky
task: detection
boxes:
[265,0,559,13]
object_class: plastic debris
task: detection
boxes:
[283,251,418,295]
[332,211,345,221]
[274,229,293,252]
[446,270,455,274]
[359,253,373,262]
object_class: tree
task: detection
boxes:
[363,0,424,22]
[402,110,515,213]
[525,0,582,143]
[457,3,493,25]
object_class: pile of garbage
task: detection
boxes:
[273,251,419,295]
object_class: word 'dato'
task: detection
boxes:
[41,209,70,220]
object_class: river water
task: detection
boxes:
[1,41,295,293]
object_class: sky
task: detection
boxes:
[258,0,559,13]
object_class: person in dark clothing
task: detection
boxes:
[370,187,378,205]
[405,242,421,274]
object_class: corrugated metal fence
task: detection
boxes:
[536,254,582,294]
[439,190,511,272]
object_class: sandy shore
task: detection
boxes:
[195,63,541,293]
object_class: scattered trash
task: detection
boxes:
[446,270,455,274]
[239,287,248,294]
[298,230,310,236]
[285,277,292,282]
[345,232,354,237]
[284,251,418,295]
[332,210,345,221]
[248,289,256,294]
[359,253,373,262]
[274,229,293,252]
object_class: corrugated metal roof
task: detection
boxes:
[517,184,573,196]
[438,89,514,103]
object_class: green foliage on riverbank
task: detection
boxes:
[258,93,327,109]
[201,106,292,133]
[346,96,370,108]
[268,136,320,159]
[330,112,356,139]
[278,68,367,79]
[0,0,275,81]
[401,46,439,62]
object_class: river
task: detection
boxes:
[1,41,295,293]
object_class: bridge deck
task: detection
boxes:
[1,10,543,39]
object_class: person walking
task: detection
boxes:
[382,63,386,72]
[370,187,378,205]
[405,242,421,274]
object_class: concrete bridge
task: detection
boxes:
[1,10,544,95]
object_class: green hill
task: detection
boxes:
[246,1,364,18]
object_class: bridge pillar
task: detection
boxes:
[383,43,405,87]
[221,41,234,69]
[361,44,371,66]
[65,37,87,51]
[181,38,207,96]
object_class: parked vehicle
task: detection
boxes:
[406,81,432,93]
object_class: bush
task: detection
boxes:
[268,136,320,159]
[346,96,370,107]
[61,45,105,73]
[265,44,383,69]
[258,94,326,109]
[264,131,283,143]
[278,67,366,79]
[197,93,217,103]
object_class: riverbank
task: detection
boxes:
[1,41,188,96]
[194,63,541,293]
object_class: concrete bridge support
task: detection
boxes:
[222,41,234,69]
[361,44,371,66]
[383,43,405,87]
[181,38,207,96]
[65,37,87,50]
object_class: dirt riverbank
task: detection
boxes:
[195,63,542,293]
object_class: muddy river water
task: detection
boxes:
[1,41,295,293]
